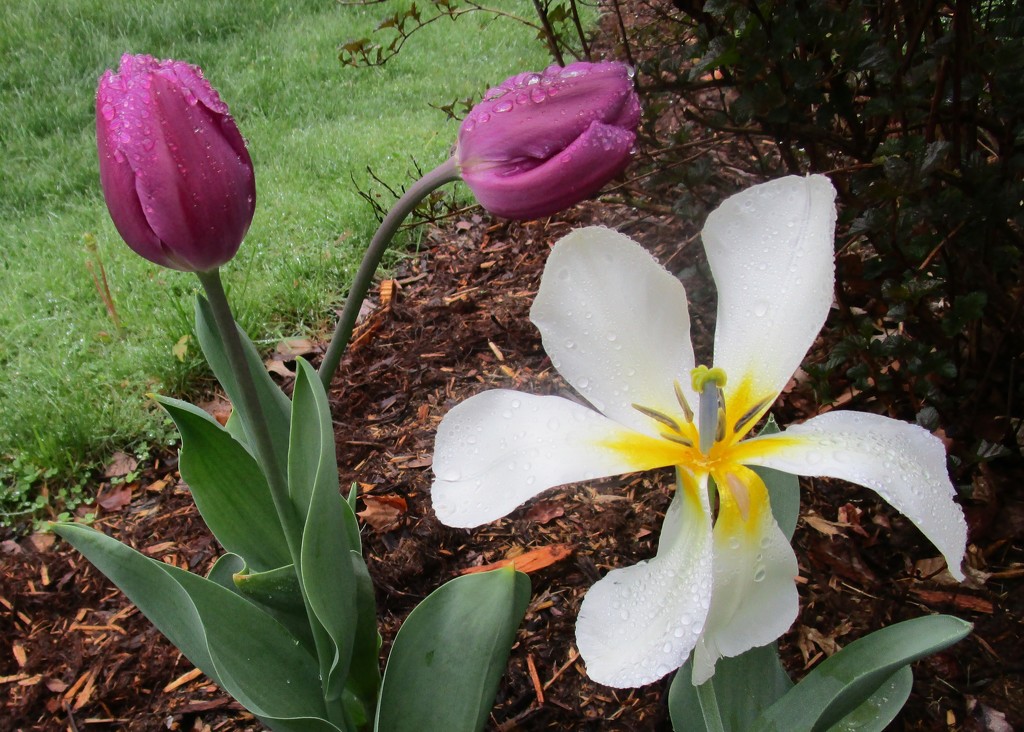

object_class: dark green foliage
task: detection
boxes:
[637,0,1023,470]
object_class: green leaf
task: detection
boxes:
[234,563,306,613]
[194,295,292,470]
[291,359,360,704]
[828,666,913,732]
[207,552,246,590]
[233,563,318,654]
[375,567,531,732]
[51,523,341,731]
[669,642,793,732]
[754,615,971,731]
[157,397,290,572]
[754,415,800,540]
[345,551,382,716]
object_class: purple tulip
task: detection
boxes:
[96,54,255,272]
[455,61,641,220]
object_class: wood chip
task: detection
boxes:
[163,667,204,693]
[461,544,574,575]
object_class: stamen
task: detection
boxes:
[661,431,694,447]
[725,473,751,522]
[632,403,682,433]
[673,380,694,423]
[733,396,774,435]
[716,407,727,442]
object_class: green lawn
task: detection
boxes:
[0,0,553,520]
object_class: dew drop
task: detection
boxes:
[753,566,767,582]
[493,100,513,113]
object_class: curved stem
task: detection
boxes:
[318,156,461,389]
[194,269,300,544]
[696,679,727,732]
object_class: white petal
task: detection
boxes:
[740,411,967,580]
[691,466,799,684]
[531,226,698,436]
[431,390,670,528]
[576,471,713,688]
[704,175,837,406]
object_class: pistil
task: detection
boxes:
[691,366,727,455]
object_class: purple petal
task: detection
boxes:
[96,54,255,272]
[461,121,636,220]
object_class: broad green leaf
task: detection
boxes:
[292,358,360,704]
[345,551,382,716]
[755,615,971,731]
[234,563,306,613]
[669,642,793,732]
[157,396,290,572]
[233,563,317,654]
[207,552,246,590]
[828,666,912,732]
[754,415,800,540]
[194,295,292,471]
[375,567,531,732]
[51,523,340,731]
[288,357,340,517]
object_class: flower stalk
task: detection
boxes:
[194,269,300,545]
[318,157,460,389]
[696,680,727,732]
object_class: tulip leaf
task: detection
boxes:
[234,563,306,613]
[827,666,913,732]
[669,642,793,732]
[345,551,382,718]
[291,358,360,704]
[375,567,531,732]
[753,615,971,731]
[754,415,800,540]
[51,522,338,729]
[194,294,291,470]
[232,562,317,654]
[206,552,246,594]
[156,396,290,572]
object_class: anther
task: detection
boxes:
[632,403,682,433]
[661,432,694,447]
[673,380,694,423]
[733,396,773,435]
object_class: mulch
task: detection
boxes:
[2,201,1022,731]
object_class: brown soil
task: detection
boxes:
[2,201,1022,731]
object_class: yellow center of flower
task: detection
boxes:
[616,366,787,537]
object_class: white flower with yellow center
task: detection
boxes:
[430,175,967,689]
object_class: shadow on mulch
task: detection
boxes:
[2,208,1021,730]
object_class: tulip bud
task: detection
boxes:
[96,54,255,272]
[455,61,641,220]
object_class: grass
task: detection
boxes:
[0,0,553,522]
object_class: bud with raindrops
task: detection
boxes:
[96,54,256,272]
[455,61,641,220]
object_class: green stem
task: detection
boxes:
[696,679,727,732]
[318,156,461,389]
[194,269,300,546]
[196,269,351,728]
